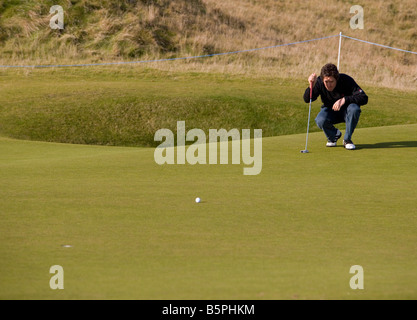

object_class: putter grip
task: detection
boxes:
[309,82,313,99]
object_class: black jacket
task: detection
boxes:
[303,74,368,108]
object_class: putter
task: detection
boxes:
[301,82,313,153]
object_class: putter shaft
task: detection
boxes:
[304,98,312,152]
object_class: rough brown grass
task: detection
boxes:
[0,0,415,89]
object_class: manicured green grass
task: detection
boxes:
[0,67,416,147]
[1,124,416,299]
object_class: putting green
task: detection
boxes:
[1,124,416,299]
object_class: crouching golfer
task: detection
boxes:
[304,63,368,150]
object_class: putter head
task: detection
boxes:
[300,150,309,153]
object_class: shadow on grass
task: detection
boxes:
[356,141,417,150]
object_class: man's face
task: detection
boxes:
[323,76,337,92]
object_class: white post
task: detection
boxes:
[337,32,342,70]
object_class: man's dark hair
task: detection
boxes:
[320,63,340,81]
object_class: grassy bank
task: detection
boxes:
[0,67,416,147]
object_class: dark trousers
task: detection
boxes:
[315,103,361,141]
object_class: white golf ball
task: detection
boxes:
[195,197,201,203]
